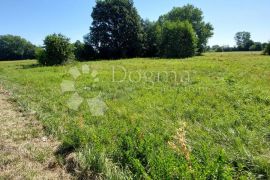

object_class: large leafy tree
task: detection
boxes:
[89,0,143,59]
[158,4,214,54]
[234,32,254,51]
[0,35,36,60]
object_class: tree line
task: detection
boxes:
[37,1,214,65]
[82,1,213,60]
[210,31,268,52]
[0,35,36,60]
[0,0,269,64]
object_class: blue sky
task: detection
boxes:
[1,0,269,46]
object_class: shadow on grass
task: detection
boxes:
[15,63,41,70]
[21,64,41,69]
[54,144,75,157]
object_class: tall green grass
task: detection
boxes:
[0,52,269,179]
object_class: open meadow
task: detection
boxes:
[0,52,269,179]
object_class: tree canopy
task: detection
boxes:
[0,35,36,60]
[158,4,214,54]
[249,42,263,51]
[89,0,143,59]
[73,39,96,61]
[234,32,254,51]
[38,34,74,66]
[141,19,160,57]
[264,42,270,55]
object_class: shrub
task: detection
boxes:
[216,47,223,52]
[35,47,46,64]
[262,43,268,50]
[263,43,270,55]
[38,34,73,66]
[160,21,197,58]
[73,40,96,61]
[0,35,36,60]
[249,42,262,51]
[158,4,214,54]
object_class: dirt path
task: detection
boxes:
[0,87,71,179]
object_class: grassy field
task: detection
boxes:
[0,52,269,179]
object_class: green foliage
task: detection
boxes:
[262,43,268,50]
[235,32,254,51]
[38,34,73,66]
[73,40,96,61]
[213,45,223,52]
[221,46,236,52]
[211,45,237,52]
[88,3,213,58]
[0,34,36,60]
[160,21,197,58]
[35,47,46,64]
[263,43,270,55]
[158,4,214,54]
[249,42,263,51]
[141,20,160,57]
[89,0,143,59]
[1,52,269,178]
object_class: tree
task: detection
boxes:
[221,45,231,52]
[205,46,211,52]
[234,32,254,51]
[212,45,223,52]
[262,43,268,50]
[73,40,84,60]
[38,34,73,66]
[0,35,36,60]
[141,19,160,57]
[158,4,214,54]
[73,40,96,61]
[160,21,197,58]
[263,42,270,55]
[89,0,143,59]
[249,42,262,51]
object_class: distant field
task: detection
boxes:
[0,52,269,179]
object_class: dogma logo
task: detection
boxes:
[60,65,108,116]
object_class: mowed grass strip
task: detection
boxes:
[0,52,269,179]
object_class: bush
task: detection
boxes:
[160,21,197,58]
[249,42,262,51]
[0,35,36,60]
[35,47,46,63]
[262,43,268,50]
[263,43,270,55]
[73,40,96,61]
[38,34,73,66]
[158,5,214,54]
